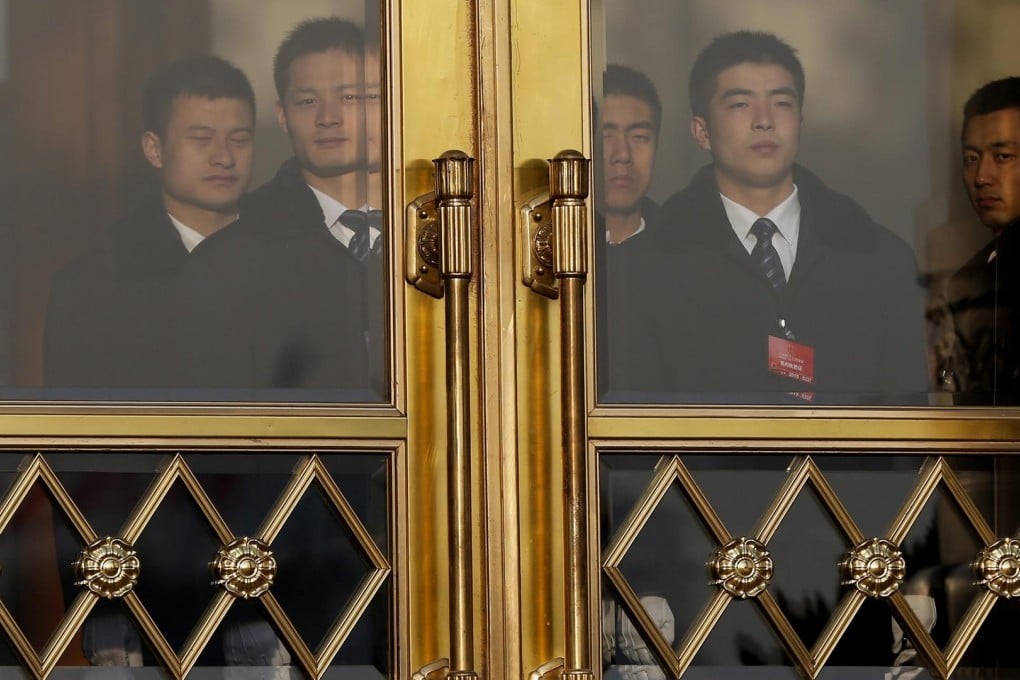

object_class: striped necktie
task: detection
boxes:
[750,217,786,292]
[340,209,371,261]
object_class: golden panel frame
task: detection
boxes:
[599,450,1018,679]
[0,450,394,680]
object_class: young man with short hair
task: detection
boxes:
[596,64,664,396]
[942,77,1020,402]
[44,55,255,387]
[633,31,926,401]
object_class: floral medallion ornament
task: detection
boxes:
[710,537,773,599]
[74,537,140,599]
[211,537,276,599]
[840,538,905,598]
[973,538,1020,599]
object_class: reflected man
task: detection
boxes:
[177,17,377,393]
[632,31,926,401]
[597,65,664,396]
[943,77,1020,403]
[44,55,255,388]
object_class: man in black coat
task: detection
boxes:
[942,77,1020,404]
[595,65,665,398]
[628,31,927,403]
[165,18,379,397]
[44,55,256,390]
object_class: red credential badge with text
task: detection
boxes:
[768,335,815,401]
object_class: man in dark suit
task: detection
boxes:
[44,55,255,389]
[630,31,926,402]
[169,18,378,396]
[596,64,665,398]
[941,77,1020,404]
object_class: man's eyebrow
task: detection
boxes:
[185,125,216,133]
[990,140,1020,149]
[624,121,655,132]
[768,86,798,98]
[720,87,753,99]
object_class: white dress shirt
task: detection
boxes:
[721,185,801,277]
[167,213,208,253]
[606,217,646,244]
[309,185,381,249]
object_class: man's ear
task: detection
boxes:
[141,131,164,169]
[276,101,289,135]
[691,116,711,151]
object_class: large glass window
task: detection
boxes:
[0,0,388,402]
[594,0,1020,406]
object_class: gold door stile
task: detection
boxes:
[401,1,487,678]
[507,2,591,677]
[473,0,519,678]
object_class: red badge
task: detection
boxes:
[768,335,815,400]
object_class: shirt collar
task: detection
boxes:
[167,212,209,253]
[308,184,352,229]
[721,184,801,246]
[606,216,646,244]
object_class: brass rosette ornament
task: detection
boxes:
[211,537,276,599]
[710,537,773,599]
[74,537,140,599]
[840,538,905,598]
[973,537,1020,598]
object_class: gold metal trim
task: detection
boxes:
[255,455,391,679]
[211,537,276,599]
[839,538,905,598]
[530,657,565,680]
[413,657,452,680]
[709,537,773,599]
[973,537,1020,598]
[73,537,140,599]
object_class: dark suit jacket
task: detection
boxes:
[623,165,928,403]
[44,195,199,387]
[164,158,375,394]
[943,222,1020,404]
[595,197,660,398]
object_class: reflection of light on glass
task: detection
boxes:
[0,0,7,82]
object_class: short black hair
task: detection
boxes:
[273,17,365,100]
[688,31,805,119]
[604,64,662,134]
[142,55,255,139]
[962,77,1020,137]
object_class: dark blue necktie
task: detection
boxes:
[339,209,384,260]
[750,217,786,292]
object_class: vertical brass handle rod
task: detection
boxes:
[434,150,479,680]
[549,150,593,680]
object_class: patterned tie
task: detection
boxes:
[750,217,786,292]
[339,209,372,261]
[366,209,384,257]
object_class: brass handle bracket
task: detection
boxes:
[521,150,590,297]
[406,150,475,297]
[413,658,451,680]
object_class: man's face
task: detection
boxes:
[691,62,801,193]
[277,48,366,178]
[601,94,657,215]
[962,107,1020,235]
[365,50,382,172]
[143,95,254,216]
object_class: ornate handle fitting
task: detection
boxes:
[74,537,140,599]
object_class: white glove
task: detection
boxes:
[602,595,676,679]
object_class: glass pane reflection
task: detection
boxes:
[0,0,387,402]
[594,0,1020,406]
